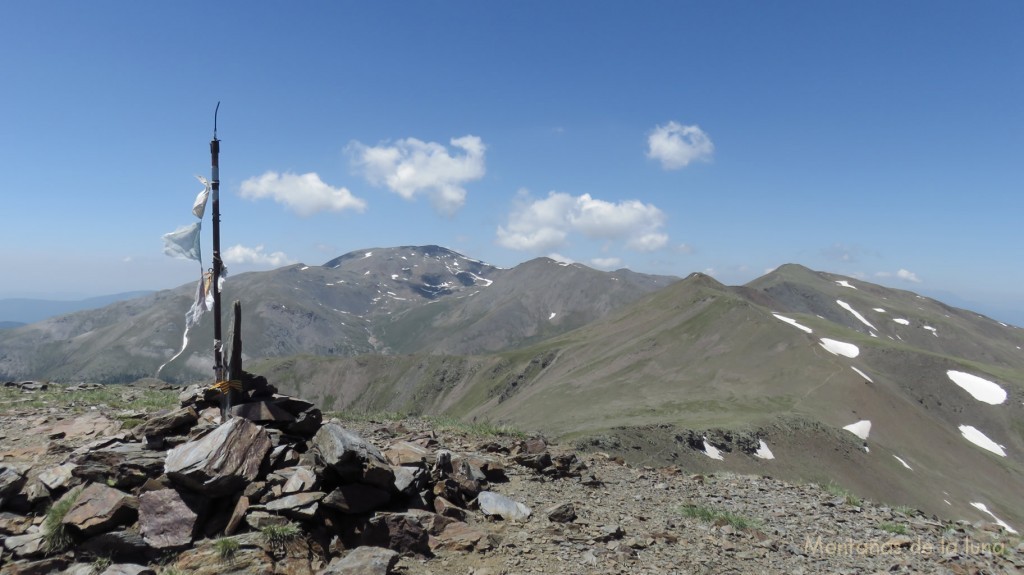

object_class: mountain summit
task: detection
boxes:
[0,246,676,383]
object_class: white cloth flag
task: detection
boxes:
[162,222,202,261]
[192,175,210,219]
[185,272,215,331]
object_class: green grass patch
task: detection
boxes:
[822,480,847,497]
[325,409,410,423]
[214,537,239,560]
[820,480,861,506]
[878,522,909,535]
[261,522,301,545]
[678,503,759,530]
[892,505,915,516]
[116,417,146,430]
[43,487,82,552]
[0,384,179,414]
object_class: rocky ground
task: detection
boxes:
[0,380,1021,575]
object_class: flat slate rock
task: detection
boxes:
[138,489,199,549]
[164,417,271,496]
[62,482,138,536]
[320,546,399,575]
[3,531,45,559]
[133,406,198,440]
[312,423,388,471]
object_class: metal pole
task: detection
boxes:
[211,102,225,383]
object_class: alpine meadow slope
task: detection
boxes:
[257,264,1024,532]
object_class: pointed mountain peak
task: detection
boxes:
[682,271,727,289]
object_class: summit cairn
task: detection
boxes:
[0,376,543,574]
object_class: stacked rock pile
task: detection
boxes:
[0,375,575,574]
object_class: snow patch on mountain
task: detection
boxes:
[702,440,724,460]
[773,313,812,333]
[836,300,877,331]
[970,502,1018,534]
[820,338,859,358]
[947,371,1006,405]
[893,455,913,471]
[850,366,873,382]
[959,425,1006,457]
[843,420,872,440]
[465,272,493,286]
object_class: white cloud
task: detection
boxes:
[646,121,714,170]
[547,253,575,264]
[626,232,669,251]
[497,191,668,253]
[876,269,922,283]
[897,269,921,283]
[590,257,622,269]
[349,135,486,215]
[239,171,366,216]
[224,244,294,267]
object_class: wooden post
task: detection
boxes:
[210,104,225,384]
[227,300,243,408]
[229,300,243,380]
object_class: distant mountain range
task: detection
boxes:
[0,246,1021,531]
[0,291,153,326]
[0,246,675,384]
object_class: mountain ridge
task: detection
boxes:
[0,291,153,326]
[1,246,1021,531]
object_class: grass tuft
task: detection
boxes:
[821,480,862,506]
[879,522,909,535]
[892,504,915,516]
[0,384,179,414]
[43,487,82,552]
[822,480,847,497]
[678,503,759,530]
[117,417,146,430]
[214,537,239,560]
[261,522,301,545]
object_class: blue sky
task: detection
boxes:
[2,2,1022,323]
